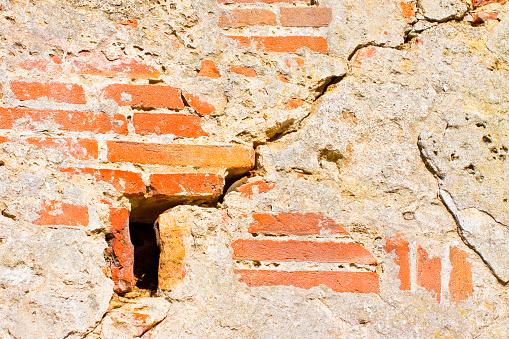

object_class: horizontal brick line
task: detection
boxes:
[102,84,184,109]
[132,112,207,137]
[10,81,86,104]
[227,36,328,53]
[149,173,224,198]
[232,239,377,264]
[106,141,255,176]
[0,107,127,134]
[59,167,145,194]
[35,200,89,227]
[249,212,349,236]
[235,269,380,293]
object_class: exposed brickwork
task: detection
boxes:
[449,246,473,304]
[109,207,135,293]
[35,200,89,227]
[132,113,207,137]
[384,234,411,291]
[10,81,86,104]
[219,9,277,27]
[102,84,184,109]
[237,180,275,198]
[0,107,127,134]
[227,36,328,53]
[149,173,224,198]
[182,93,217,116]
[232,239,377,264]
[285,98,304,110]
[59,168,145,194]
[400,2,416,22]
[26,137,98,160]
[230,66,257,77]
[106,141,255,175]
[218,0,308,2]
[198,60,221,78]
[235,270,380,293]
[417,245,442,302]
[280,7,332,27]
[249,212,349,235]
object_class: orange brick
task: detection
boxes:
[249,212,349,236]
[400,2,416,22]
[76,58,161,79]
[219,0,308,2]
[417,245,442,302]
[109,207,135,293]
[106,141,255,176]
[232,239,377,264]
[449,247,473,304]
[133,112,207,137]
[10,81,86,104]
[26,137,98,160]
[35,200,89,227]
[237,180,275,198]
[149,173,224,198]
[235,270,379,293]
[230,66,257,77]
[285,98,304,110]
[59,167,145,194]
[280,7,332,27]
[198,60,221,78]
[182,93,217,116]
[228,36,328,53]
[219,9,276,27]
[0,136,9,143]
[102,84,184,109]
[384,234,411,291]
[0,107,127,134]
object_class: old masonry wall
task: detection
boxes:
[0,0,508,338]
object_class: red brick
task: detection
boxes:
[198,60,221,78]
[102,84,184,109]
[59,168,145,194]
[384,234,411,291]
[285,57,305,68]
[280,7,332,27]
[235,270,379,293]
[219,9,276,27]
[400,2,416,22]
[26,137,98,160]
[417,245,441,302]
[149,173,224,198]
[106,141,255,176]
[232,239,377,264]
[35,200,89,227]
[473,0,506,7]
[133,112,207,137]
[285,98,304,110]
[109,207,135,293]
[219,0,307,2]
[227,36,328,53]
[230,66,257,77]
[0,107,127,134]
[182,93,217,116]
[249,212,349,236]
[237,180,275,198]
[449,247,473,304]
[0,136,9,143]
[76,58,161,79]
[10,81,86,104]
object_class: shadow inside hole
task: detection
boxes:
[130,222,160,291]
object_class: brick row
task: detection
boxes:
[34,200,89,227]
[11,81,86,104]
[384,234,473,304]
[219,7,332,28]
[232,239,377,264]
[26,137,98,160]
[248,212,349,236]
[106,141,255,176]
[227,36,328,53]
[235,270,380,293]
[60,167,225,199]
[0,107,210,138]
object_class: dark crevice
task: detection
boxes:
[314,75,345,100]
[130,222,160,291]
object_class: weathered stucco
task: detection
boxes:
[0,0,508,337]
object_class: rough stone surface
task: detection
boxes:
[0,0,509,337]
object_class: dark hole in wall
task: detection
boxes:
[129,222,160,291]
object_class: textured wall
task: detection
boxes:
[0,0,508,338]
